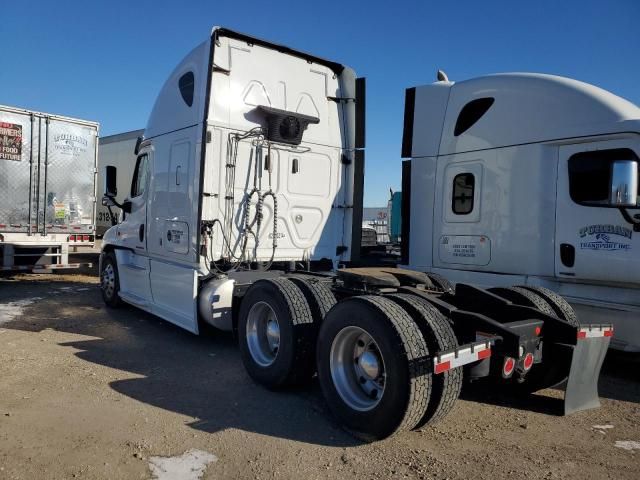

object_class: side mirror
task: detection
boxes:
[104,166,118,198]
[122,200,132,214]
[610,160,639,207]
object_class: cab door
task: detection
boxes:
[555,141,640,284]
[115,152,152,303]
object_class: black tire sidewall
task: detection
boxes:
[100,253,121,308]
[316,299,412,440]
[238,281,298,388]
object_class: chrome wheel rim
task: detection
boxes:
[246,301,280,367]
[101,263,116,299]
[330,326,386,411]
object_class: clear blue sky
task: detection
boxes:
[2,0,638,206]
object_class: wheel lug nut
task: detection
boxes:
[359,376,366,384]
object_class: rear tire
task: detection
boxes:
[287,276,336,324]
[317,296,431,441]
[100,252,122,308]
[387,293,462,427]
[238,278,315,388]
[489,286,555,316]
[425,273,455,294]
[490,286,573,392]
[518,286,578,326]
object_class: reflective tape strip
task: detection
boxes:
[577,326,614,339]
[433,341,492,374]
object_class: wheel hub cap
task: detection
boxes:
[246,302,280,367]
[329,326,386,411]
[266,319,280,352]
[101,264,115,298]
[358,351,380,379]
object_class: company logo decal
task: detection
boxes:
[54,133,88,156]
[579,224,632,251]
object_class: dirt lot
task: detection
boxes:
[0,271,638,480]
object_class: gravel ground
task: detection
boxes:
[0,272,638,480]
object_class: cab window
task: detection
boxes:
[131,154,149,197]
[452,173,475,214]
[568,148,639,205]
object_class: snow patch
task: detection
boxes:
[0,297,43,324]
[615,441,640,451]
[149,450,217,480]
[592,424,614,434]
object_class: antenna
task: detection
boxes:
[437,70,449,82]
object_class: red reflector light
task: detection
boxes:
[434,361,451,374]
[535,326,541,336]
[477,348,491,360]
[523,353,534,371]
[503,357,515,377]
[604,329,613,337]
[577,331,587,339]
[83,235,90,241]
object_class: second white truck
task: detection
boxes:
[400,72,640,352]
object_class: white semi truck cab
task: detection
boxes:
[100,30,613,440]
[401,73,640,352]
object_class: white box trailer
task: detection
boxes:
[400,72,640,352]
[96,129,143,236]
[0,105,98,272]
[98,28,611,440]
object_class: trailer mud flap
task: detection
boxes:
[563,326,611,415]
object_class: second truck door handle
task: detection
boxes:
[139,224,145,242]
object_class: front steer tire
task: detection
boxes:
[100,252,122,308]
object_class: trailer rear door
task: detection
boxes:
[0,106,98,236]
[0,108,37,233]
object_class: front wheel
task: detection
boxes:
[100,252,122,308]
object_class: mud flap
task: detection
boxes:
[563,331,611,415]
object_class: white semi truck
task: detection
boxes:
[99,27,612,440]
[0,105,98,272]
[96,129,144,236]
[400,72,640,352]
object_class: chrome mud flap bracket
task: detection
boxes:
[563,325,613,415]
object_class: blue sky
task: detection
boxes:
[1,0,638,206]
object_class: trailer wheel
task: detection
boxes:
[387,294,462,427]
[100,252,122,308]
[425,273,455,294]
[238,278,315,388]
[317,296,431,440]
[489,286,555,316]
[287,276,336,323]
[518,286,578,326]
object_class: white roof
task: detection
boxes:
[411,73,640,157]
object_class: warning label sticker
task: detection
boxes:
[0,122,23,161]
